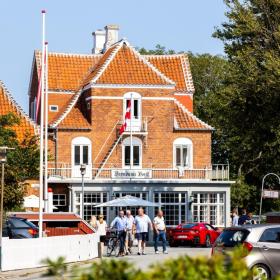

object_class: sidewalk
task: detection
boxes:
[0,247,211,279]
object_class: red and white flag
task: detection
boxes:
[120,100,131,134]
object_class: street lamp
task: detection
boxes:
[80,164,86,220]
[0,146,14,245]
[259,173,280,224]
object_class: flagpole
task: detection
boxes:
[130,93,133,171]
[44,42,49,212]
[39,10,46,238]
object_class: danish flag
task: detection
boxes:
[120,100,131,134]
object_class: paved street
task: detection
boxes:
[0,247,211,279]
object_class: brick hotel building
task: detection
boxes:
[28,25,233,227]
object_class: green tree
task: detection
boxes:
[0,113,39,210]
[213,0,280,211]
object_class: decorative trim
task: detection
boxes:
[85,96,174,101]
[48,90,75,95]
[0,80,39,134]
[174,99,214,131]
[83,83,175,91]
[180,55,195,93]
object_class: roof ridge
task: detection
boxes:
[0,80,39,133]
[174,99,214,130]
[35,49,102,58]
[180,55,195,93]
[144,54,186,59]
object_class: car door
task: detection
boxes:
[258,227,280,275]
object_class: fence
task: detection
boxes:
[1,233,99,271]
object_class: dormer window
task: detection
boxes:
[49,105,58,112]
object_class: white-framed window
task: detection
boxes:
[154,192,188,227]
[192,193,225,227]
[122,136,142,168]
[75,192,108,222]
[173,138,193,169]
[72,137,91,166]
[53,194,66,206]
[30,97,37,120]
[123,92,141,120]
[87,102,91,110]
[49,105,58,112]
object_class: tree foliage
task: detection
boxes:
[0,113,39,210]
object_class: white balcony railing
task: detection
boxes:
[47,162,230,181]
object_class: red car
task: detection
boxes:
[168,222,220,247]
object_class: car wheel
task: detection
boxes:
[252,264,270,280]
[205,235,211,248]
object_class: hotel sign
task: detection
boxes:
[111,169,152,179]
[263,189,279,199]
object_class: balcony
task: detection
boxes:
[47,163,230,182]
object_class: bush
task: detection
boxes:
[44,248,280,280]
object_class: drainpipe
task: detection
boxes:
[54,128,58,172]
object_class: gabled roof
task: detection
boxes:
[174,99,213,131]
[34,51,102,92]
[0,81,38,140]
[145,54,194,92]
[83,40,176,87]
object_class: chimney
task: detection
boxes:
[104,24,119,51]
[92,29,106,54]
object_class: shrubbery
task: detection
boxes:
[44,247,280,280]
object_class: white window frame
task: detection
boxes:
[49,105,59,112]
[192,192,225,227]
[123,92,142,120]
[173,138,193,169]
[53,194,66,206]
[71,137,92,166]
[122,136,142,169]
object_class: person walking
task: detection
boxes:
[133,208,153,255]
[111,210,127,256]
[125,209,134,255]
[153,210,168,254]
[232,209,239,226]
[96,215,107,256]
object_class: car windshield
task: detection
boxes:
[182,223,196,229]
[215,229,249,247]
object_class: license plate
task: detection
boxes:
[177,235,187,239]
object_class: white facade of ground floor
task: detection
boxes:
[54,181,232,228]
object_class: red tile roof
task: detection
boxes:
[174,100,213,131]
[35,51,102,91]
[83,41,175,86]
[145,54,194,92]
[0,81,38,141]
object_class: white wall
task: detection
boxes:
[1,234,99,271]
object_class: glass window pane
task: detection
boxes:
[182,146,188,167]
[133,146,140,166]
[134,100,138,119]
[74,146,80,165]
[83,146,89,165]
[259,228,280,243]
[125,146,130,166]
[176,147,181,166]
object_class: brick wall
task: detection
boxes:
[47,87,211,169]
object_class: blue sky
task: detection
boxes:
[0,0,227,111]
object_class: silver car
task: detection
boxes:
[212,224,280,279]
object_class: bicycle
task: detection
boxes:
[106,230,120,257]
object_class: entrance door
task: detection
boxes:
[71,137,92,178]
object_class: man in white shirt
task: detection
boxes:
[153,210,167,254]
[133,207,153,255]
[125,209,134,255]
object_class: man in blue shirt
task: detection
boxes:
[111,210,127,256]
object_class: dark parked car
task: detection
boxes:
[212,224,280,279]
[3,216,38,239]
[168,222,220,247]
